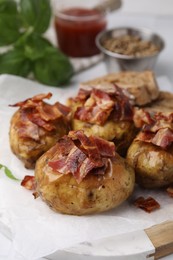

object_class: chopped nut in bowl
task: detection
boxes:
[96,27,165,72]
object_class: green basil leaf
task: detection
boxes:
[0,164,19,181]
[0,14,21,46]
[14,30,34,49]
[20,0,51,33]
[23,34,52,61]
[0,49,31,77]
[33,47,74,86]
[0,0,17,14]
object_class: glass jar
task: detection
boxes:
[54,4,107,57]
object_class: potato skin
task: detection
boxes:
[127,140,173,188]
[9,110,69,169]
[35,143,135,215]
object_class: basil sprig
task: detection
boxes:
[0,164,19,180]
[0,0,18,14]
[0,14,21,46]
[0,0,74,86]
[20,0,51,34]
[34,47,74,85]
[0,49,31,76]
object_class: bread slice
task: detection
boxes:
[81,71,159,106]
[144,91,173,113]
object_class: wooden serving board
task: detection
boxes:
[145,221,173,259]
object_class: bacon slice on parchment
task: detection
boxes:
[134,196,160,213]
[21,175,35,190]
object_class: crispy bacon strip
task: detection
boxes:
[21,175,35,190]
[69,130,115,159]
[10,93,70,140]
[133,109,154,128]
[134,196,160,213]
[21,176,39,198]
[167,186,173,198]
[90,136,115,158]
[110,85,134,122]
[10,93,52,108]
[74,85,134,125]
[26,110,58,131]
[55,102,71,116]
[18,112,40,141]
[155,112,173,122]
[135,111,173,149]
[36,102,62,121]
[57,136,74,156]
[48,130,115,183]
[151,128,173,149]
[76,88,91,101]
[75,89,114,125]
[68,130,103,166]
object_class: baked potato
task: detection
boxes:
[35,130,135,215]
[9,93,70,169]
[68,84,137,156]
[127,111,173,188]
[144,91,173,113]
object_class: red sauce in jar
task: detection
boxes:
[54,8,107,57]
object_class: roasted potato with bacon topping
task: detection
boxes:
[9,93,70,169]
[127,110,173,188]
[35,130,135,215]
[67,84,137,156]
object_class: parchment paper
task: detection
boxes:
[0,74,173,260]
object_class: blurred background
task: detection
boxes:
[121,0,173,15]
[50,0,173,82]
[52,0,173,15]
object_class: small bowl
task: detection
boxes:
[96,27,165,72]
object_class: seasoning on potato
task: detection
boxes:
[35,130,135,215]
[102,35,160,57]
[9,93,71,169]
